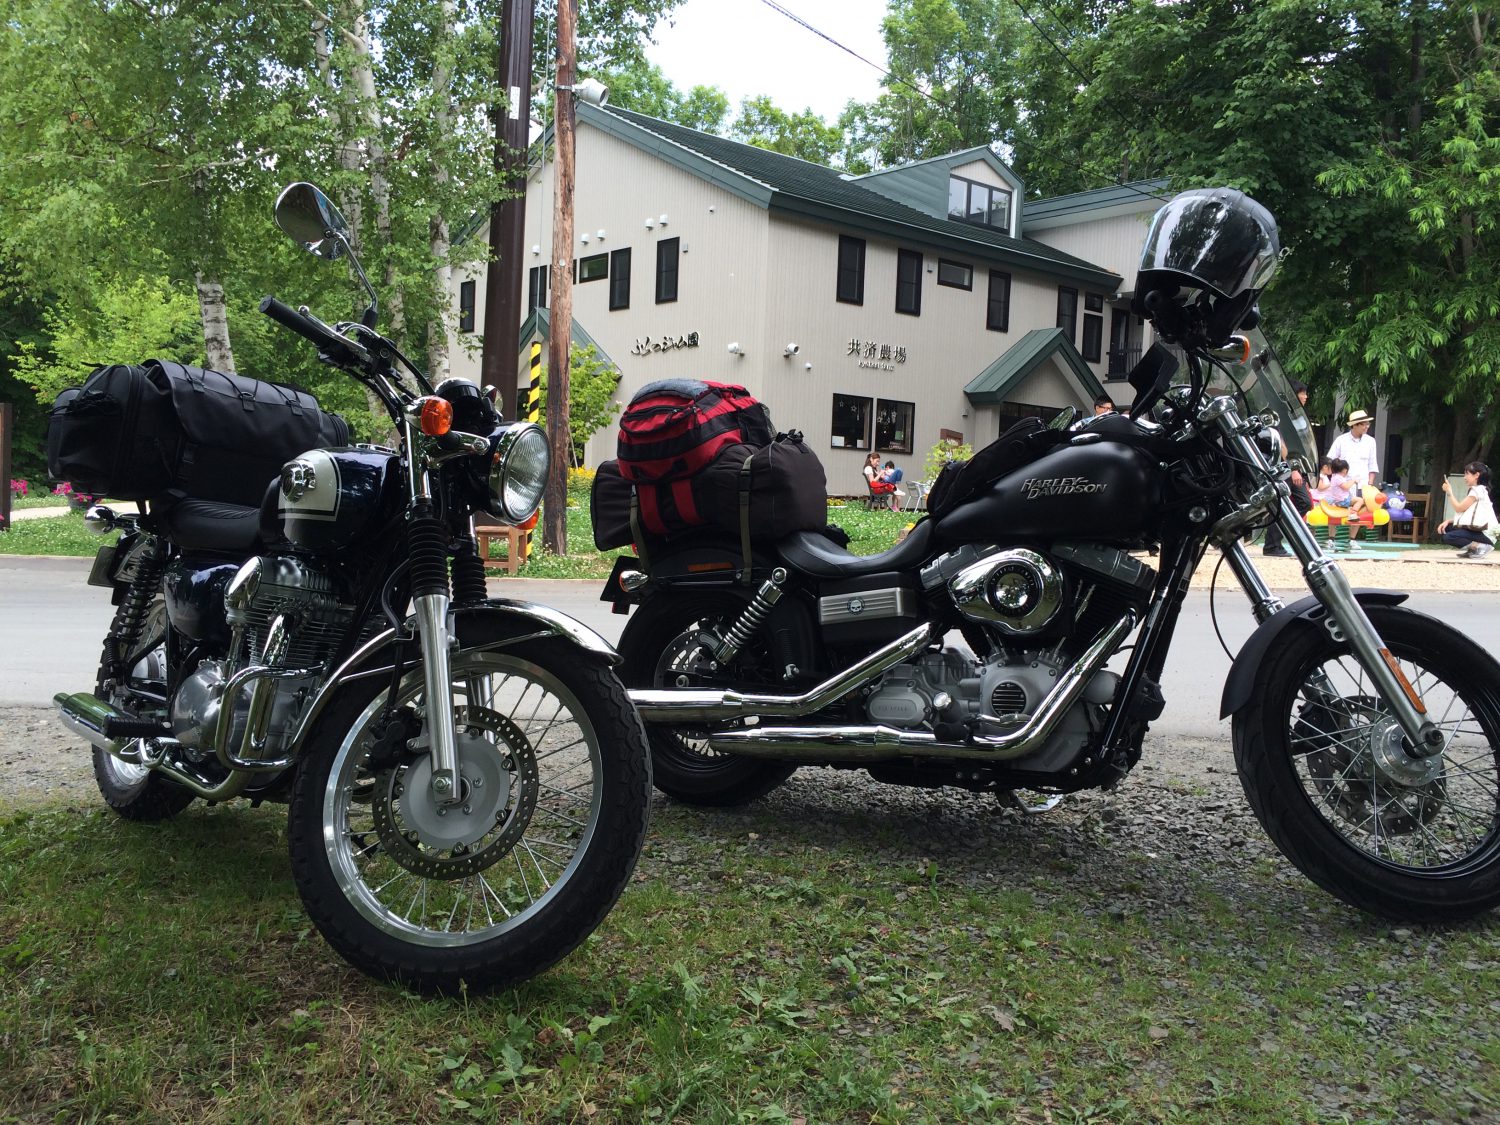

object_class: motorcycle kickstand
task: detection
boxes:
[996,790,1066,815]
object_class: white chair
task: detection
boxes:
[902,480,929,512]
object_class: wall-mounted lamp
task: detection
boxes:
[580,232,590,244]
[596,229,606,241]
[531,244,540,255]
[804,362,813,371]
[708,206,716,213]
[644,217,654,230]
[782,343,800,358]
[727,342,744,357]
[557,77,609,105]
[658,213,670,226]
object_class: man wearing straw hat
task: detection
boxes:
[1328,409,1380,488]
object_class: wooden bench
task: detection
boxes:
[473,523,530,575]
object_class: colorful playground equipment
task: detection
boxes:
[1305,485,1413,551]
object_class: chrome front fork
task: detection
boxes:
[1205,398,1445,757]
[414,592,463,804]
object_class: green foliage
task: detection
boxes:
[602,59,730,132]
[731,96,843,164]
[840,0,1027,172]
[8,277,201,404]
[924,436,973,481]
[534,344,623,466]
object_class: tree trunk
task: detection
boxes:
[426,0,456,381]
[195,273,235,373]
[542,0,576,556]
[1428,402,1456,525]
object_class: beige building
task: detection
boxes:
[448,104,1174,488]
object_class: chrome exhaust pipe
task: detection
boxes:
[706,614,1135,762]
[54,691,256,802]
[630,623,933,723]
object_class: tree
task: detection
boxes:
[535,344,622,466]
[840,0,1029,172]
[731,96,843,163]
[603,59,731,132]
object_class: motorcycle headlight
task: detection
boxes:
[486,422,550,523]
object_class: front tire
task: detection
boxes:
[286,635,651,992]
[1234,606,1500,920]
[617,592,797,806]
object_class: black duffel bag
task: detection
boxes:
[592,436,828,552]
[47,360,348,507]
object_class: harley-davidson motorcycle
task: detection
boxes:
[52,183,651,990]
[605,188,1500,921]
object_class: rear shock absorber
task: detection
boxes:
[103,538,169,685]
[714,568,787,666]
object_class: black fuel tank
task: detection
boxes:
[934,440,1160,544]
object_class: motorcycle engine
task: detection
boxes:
[169,554,352,759]
[859,542,1156,772]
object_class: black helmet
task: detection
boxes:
[1132,188,1279,347]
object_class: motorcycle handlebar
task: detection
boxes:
[259,296,363,367]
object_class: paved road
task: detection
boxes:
[3,556,1495,741]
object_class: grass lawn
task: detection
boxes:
[0,490,916,572]
[1,792,1496,1123]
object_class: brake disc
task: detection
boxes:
[369,706,538,878]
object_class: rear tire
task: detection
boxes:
[618,592,796,806]
[92,595,194,821]
[1234,606,1500,920]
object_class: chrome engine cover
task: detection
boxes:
[947,548,1066,636]
[864,645,1120,772]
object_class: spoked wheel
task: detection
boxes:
[617,592,796,806]
[287,636,651,992]
[1234,606,1500,920]
[92,596,194,821]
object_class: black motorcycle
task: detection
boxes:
[604,188,1500,921]
[51,183,651,990]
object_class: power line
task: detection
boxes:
[756,0,1170,207]
[755,0,947,110]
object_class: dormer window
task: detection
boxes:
[948,175,1012,233]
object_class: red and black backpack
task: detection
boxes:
[616,379,774,485]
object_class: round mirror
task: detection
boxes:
[274,182,350,261]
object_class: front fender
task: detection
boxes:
[1219,589,1409,719]
[288,598,619,756]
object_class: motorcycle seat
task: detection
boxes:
[155,494,272,555]
[776,519,934,579]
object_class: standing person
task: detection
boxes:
[1438,462,1496,559]
[1327,409,1380,487]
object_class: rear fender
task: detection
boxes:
[288,599,618,755]
[1219,590,1409,718]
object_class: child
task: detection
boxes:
[1309,458,1332,503]
[1326,458,1366,517]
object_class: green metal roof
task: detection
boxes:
[518,308,618,369]
[964,328,1106,406]
[1022,180,1172,227]
[584,104,1120,289]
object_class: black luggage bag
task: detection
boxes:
[47,360,348,507]
[592,435,828,552]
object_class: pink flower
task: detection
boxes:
[8,479,26,497]
[53,482,73,495]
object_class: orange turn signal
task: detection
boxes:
[519,510,540,531]
[418,397,453,436]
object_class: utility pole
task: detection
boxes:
[542,0,576,555]
[479,0,535,420]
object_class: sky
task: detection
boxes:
[644,0,890,123]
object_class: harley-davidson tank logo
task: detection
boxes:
[1020,476,1109,500]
